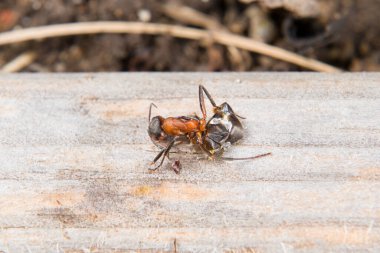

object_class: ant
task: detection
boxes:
[148,85,271,173]
[198,85,244,157]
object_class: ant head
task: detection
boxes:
[148,116,164,140]
[147,116,173,149]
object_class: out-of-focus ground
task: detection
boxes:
[0,0,379,72]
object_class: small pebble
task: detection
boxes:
[138,9,151,22]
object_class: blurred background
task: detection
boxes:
[0,0,379,72]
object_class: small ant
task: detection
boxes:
[147,85,271,173]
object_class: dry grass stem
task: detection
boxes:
[0,51,36,73]
[0,22,342,72]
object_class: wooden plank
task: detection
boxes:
[0,73,379,252]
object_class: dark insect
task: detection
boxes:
[198,85,244,157]
[147,85,271,172]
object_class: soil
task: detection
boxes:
[0,0,379,72]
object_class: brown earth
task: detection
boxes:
[0,0,379,72]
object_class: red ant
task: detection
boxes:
[148,85,271,173]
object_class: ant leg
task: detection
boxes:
[166,140,184,159]
[148,103,157,122]
[228,106,246,119]
[198,85,207,120]
[198,143,215,160]
[151,148,166,164]
[235,114,246,119]
[197,86,210,144]
[200,85,246,119]
[199,85,217,107]
[149,138,177,171]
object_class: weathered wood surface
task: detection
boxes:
[0,73,379,253]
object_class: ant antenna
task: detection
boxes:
[235,114,246,119]
[148,103,157,122]
[221,152,272,161]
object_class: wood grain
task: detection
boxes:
[0,73,379,252]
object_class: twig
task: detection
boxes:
[162,3,246,70]
[0,22,342,72]
[173,238,177,253]
[161,4,220,29]
[0,51,36,73]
